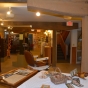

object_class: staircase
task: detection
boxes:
[57,31,70,63]
[57,44,65,60]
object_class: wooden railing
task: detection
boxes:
[61,31,70,41]
[57,34,66,59]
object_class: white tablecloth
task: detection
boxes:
[17,71,88,88]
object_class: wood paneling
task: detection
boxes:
[72,47,76,64]
[61,31,70,41]
[3,22,78,33]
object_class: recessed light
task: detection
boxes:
[11,31,13,34]
[8,26,13,29]
[36,12,40,16]
[8,26,10,29]
[7,11,11,15]
[31,29,35,31]
[30,25,32,28]
[4,29,7,31]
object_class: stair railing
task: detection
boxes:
[57,34,66,59]
[61,31,70,41]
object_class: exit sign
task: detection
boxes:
[66,21,73,26]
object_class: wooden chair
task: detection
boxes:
[24,50,49,71]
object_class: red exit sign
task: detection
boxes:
[66,21,73,26]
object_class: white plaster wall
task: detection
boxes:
[70,30,77,47]
[70,29,77,64]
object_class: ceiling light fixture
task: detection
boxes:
[4,29,7,31]
[36,12,41,16]
[8,26,10,29]
[1,22,4,26]
[37,29,41,32]
[64,16,72,20]
[31,29,35,31]
[11,31,14,34]
[8,26,13,29]
[7,11,11,15]
[44,30,52,36]
[7,7,11,15]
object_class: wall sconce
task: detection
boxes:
[44,30,51,43]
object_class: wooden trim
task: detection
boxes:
[3,22,78,30]
[52,30,57,67]
[0,68,38,88]
[57,34,66,59]
[72,47,76,64]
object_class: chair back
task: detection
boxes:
[24,50,35,66]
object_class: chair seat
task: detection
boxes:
[24,50,50,71]
[28,65,49,71]
[35,57,49,61]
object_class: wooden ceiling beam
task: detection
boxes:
[0,0,27,3]
[3,22,78,31]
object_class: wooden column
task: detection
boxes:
[44,46,51,65]
[81,16,88,72]
[0,37,1,72]
[52,30,57,67]
[72,47,76,64]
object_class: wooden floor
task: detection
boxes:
[0,49,81,88]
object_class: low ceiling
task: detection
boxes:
[0,3,81,22]
[0,3,81,33]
